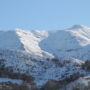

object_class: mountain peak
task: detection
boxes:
[14,28,25,32]
[71,25,86,29]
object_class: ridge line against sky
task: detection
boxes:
[0,0,90,31]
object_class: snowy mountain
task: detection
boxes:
[0,25,90,89]
[0,25,90,60]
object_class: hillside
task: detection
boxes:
[1,25,90,60]
[0,25,90,89]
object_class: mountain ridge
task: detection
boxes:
[0,25,90,60]
[0,25,90,87]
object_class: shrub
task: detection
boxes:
[0,59,5,69]
[51,57,63,67]
[0,83,37,90]
[41,73,84,90]
[41,80,61,90]
[0,67,34,83]
[64,73,84,83]
[82,60,90,71]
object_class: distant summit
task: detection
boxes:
[71,24,90,29]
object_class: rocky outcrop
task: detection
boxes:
[59,76,90,90]
[41,73,85,90]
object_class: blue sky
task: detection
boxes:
[0,0,90,30]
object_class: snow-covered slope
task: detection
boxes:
[60,76,90,90]
[0,25,90,87]
[40,25,90,60]
[0,25,90,60]
[0,31,24,50]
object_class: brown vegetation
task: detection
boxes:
[41,73,84,90]
[82,60,90,71]
[51,57,63,67]
[0,68,34,83]
[0,82,38,90]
